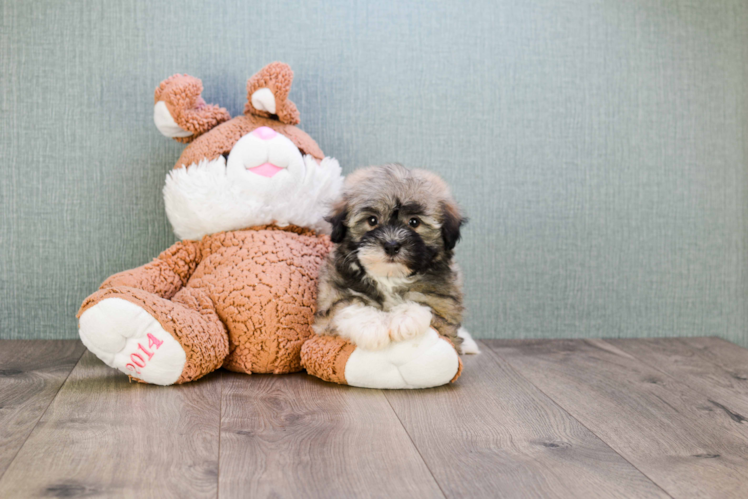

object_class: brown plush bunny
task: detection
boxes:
[78,63,343,384]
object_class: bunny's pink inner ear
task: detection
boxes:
[244,62,300,125]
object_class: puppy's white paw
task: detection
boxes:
[354,320,392,350]
[332,303,391,351]
[388,302,432,342]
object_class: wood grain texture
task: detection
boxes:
[384,342,669,498]
[681,336,748,381]
[3,339,748,498]
[0,351,222,499]
[0,340,85,480]
[218,371,443,499]
[608,337,748,417]
[487,339,748,498]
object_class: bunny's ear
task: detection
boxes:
[244,62,300,125]
[153,74,231,143]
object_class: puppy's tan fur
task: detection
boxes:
[314,164,472,352]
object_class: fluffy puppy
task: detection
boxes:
[314,163,478,354]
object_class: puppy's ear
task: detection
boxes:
[325,201,348,243]
[441,201,466,251]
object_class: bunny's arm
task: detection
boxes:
[98,239,203,300]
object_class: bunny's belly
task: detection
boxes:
[186,226,332,374]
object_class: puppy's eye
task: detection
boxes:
[409,217,421,228]
[367,216,378,227]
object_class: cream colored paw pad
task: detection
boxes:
[345,328,460,389]
[78,298,186,385]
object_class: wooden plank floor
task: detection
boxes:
[0,341,85,479]
[0,337,747,498]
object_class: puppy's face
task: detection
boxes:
[328,164,465,279]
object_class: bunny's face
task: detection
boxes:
[154,63,343,241]
[225,126,307,196]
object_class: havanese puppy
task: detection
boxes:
[313,163,479,354]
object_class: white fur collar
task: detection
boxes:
[163,155,343,240]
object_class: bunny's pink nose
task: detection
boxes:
[252,126,277,140]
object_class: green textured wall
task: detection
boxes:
[2,1,747,345]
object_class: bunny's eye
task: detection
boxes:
[367,216,378,227]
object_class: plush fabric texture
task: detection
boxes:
[174,112,325,168]
[245,62,300,125]
[443,336,464,383]
[154,74,231,143]
[301,328,463,389]
[197,225,332,374]
[98,239,203,298]
[79,224,332,380]
[163,155,342,240]
[75,63,344,384]
[79,298,189,385]
[300,334,356,384]
[79,285,229,384]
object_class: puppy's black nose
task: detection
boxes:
[383,241,401,256]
